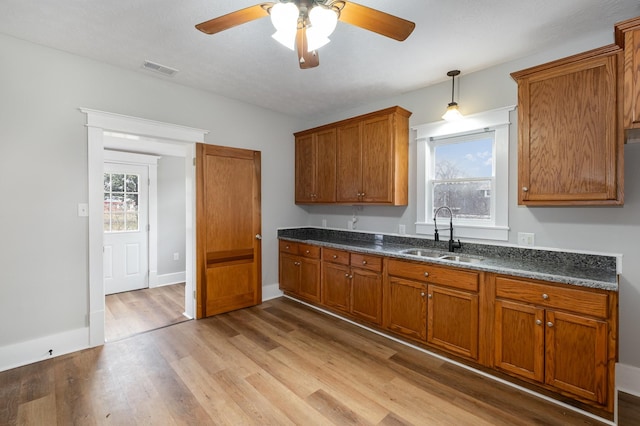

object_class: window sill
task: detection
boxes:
[415,222,509,241]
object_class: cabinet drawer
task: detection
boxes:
[495,276,609,319]
[299,244,320,259]
[323,248,350,265]
[351,253,382,272]
[387,259,478,292]
[279,240,298,254]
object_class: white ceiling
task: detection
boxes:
[1,0,639,118]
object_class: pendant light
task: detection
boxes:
[442,70,463,121]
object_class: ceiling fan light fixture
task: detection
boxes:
[309,5,338,37]
[270,2,299,49]
[442,70,464,121]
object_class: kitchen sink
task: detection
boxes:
[400,248,444,258]
[439,255,484,264]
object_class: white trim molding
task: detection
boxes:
[80,108,208,347]
[413,106,515,242]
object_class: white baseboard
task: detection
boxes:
[150,271,186,288]
[0,327,89,373]
[617,363,640,397]
[262,282,283,301]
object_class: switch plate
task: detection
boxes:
[78,203,89,217]
[398,224,406,234]
[173,252,180,261]
[517,232,535,247]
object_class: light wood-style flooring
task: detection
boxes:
[1,297,638,425]
[105,283,187,342]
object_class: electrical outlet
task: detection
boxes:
[347,220,354,230]
[398,224,406,235]
[322,219,327,227]
[517,232,535,247]
[173,252,180,261]
[77,203,89,217]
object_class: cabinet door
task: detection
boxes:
[336,122,362,203]
[298,258,321,303]
[351,268,382,325]
[427,285,479,360]
[515,50,622,205]
[616,18,640,129]
[545,310,608,404]
[315,129,337,202]
[295,134,316,203]
[321,262,351,312]
[494,299,545,382]
[279,253,300,294]
[361,115,393,203]
[386,276,427,340]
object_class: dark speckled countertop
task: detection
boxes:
[278,228,619,292]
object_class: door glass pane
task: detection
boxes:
[126,174,138,192]
[104,172,141,233]
[104,174,111,192]
[111,173,125,192]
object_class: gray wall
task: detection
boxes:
[157,155,186,277]
[301,28,640,369]
[0,33,308,348]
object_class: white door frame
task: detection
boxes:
[81,108,209,347]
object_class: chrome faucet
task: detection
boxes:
[433,206,462,252]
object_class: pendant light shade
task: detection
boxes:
[442,70,463,121]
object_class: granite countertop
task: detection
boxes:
[278,228,619,292]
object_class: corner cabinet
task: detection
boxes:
[615,16,640,131]
[294,106,411,205]
[511,45,624,206]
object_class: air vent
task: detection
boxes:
[141,60,178,77]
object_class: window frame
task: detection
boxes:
[414,106,514,241]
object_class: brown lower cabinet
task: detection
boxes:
[494,275,613,407]
[278,241,618,414]
[321,248,383,325]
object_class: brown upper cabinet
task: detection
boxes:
[294,106,411,205]
[616,16,640,133]
[511,45,624,206]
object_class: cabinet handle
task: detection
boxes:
[542,293,549,300]
[420,292,425,297]
[522,186,529,192]
[535,319,542,326]
[428,294,433,299]
[547,322,554,328]
[332,255,337,259]
[344,273,350,277]
[361,192,366,198]
[305,250,310,254]
[285,245,290,249]
[349,275,353,279]
[294,261,300,266]
[424,272,429,277]
[362,260,367,265]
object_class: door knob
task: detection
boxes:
[255,234,262,240]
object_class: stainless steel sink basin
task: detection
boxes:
[439,255,484,264]
[400,248,444,258]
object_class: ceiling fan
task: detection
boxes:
[195,1,415,69]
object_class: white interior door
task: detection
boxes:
[103,162,149,295]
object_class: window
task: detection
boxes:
[414,106,514,241]
[104,173,140,232]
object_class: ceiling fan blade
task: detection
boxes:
[296,28,320,69]
[338,1,415,41]
[195,3,273,35]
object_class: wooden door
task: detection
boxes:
[336,122,362,202]
[494,299,544,382]
[427,285,478,360]
[294,134,315,203]
[298,257,321,302]
[361,115,393,203]
[315,128,337,202]
[351,268,382,325]
[545,310,608,404]
[321,262,351,312]
[196,144,261,318]
[385,276,427,340]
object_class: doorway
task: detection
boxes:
[82,108,209,346]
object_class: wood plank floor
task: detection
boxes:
[105,283,187,342]
[1,297,638,425]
